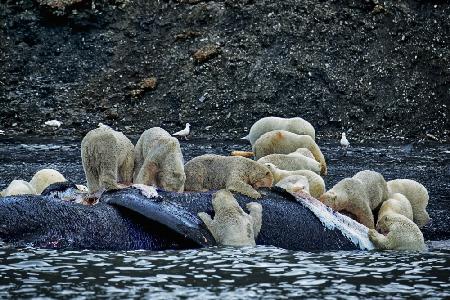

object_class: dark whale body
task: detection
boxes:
[0,187,360,251]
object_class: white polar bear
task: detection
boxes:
[134,127,186,192]
[387,179,430,228]
[264,163,325,198]
[257,153,321,175]
[319,170,389,229]
[252,130,327,175]
[198,190,262,246]
[242,116,315,145]
[81,126,134,193]
[1,180,36,196]
[378,193,414,223]
[29,169,66,194]
[369,214,426,251]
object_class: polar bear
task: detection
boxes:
[29,169,66,194]
[378,193,413,223]
[1,180,36,196]
[257,153,321,175]
[387,179,430,228]
[242,116,315,145]
[198,189,262,246]
[252,130,327,175]
[81,126,134,193]
[264,163,325,198]
[184,154,273,199]
[368,214,426,251]
[275,175,310,195]
[319,170,388,229]
[133,127,186,192]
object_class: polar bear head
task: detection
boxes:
[212,190,241,213]
[249,165,274,189]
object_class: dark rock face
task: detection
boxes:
[0,0,449,140]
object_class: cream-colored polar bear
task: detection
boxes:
[0,180,36,196]
[184,154,273,199]
[81,126,134,193]
[378,193,413,222]
[133,127,186,192]
[257,153,321,175]
[387,179,430,228]
[252,130,327,175]
[368,214,426,251]
[275,175,310,194]
[198,190,262,246]
[319,170,388,229]
[265,163,325,198]
[29,168,66,194]
[242,116,315,145]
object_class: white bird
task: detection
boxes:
[340,132,349,148]
[44,120,62,128]
[173,123,190,140]
[0,129,4,135]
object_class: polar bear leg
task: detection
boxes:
[99,160,120,191]
[198,212,218,241]
[306,141,327,176]
[119,152,134,184]
[85,168,100,193]
[227,180,261,199]
[353,201,376,229]
[247,202,263,237]
[368,229,389,250]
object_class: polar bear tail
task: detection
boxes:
[241,135,250,140]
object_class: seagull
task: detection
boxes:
[340,132,350,155]
[44,120,62,128]
[173,123,190,140]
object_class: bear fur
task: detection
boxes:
[378,193,414,223]
[81,126,134,193]
[198,189,262,246]
[387,179,430,228]
[252,130,327,175]
[29,168,66,194]
[184,154,273,199]
[257,153,321,175]
[275,175,310,195]
[319,170,389,229]
[133,127,186,192]
[265,163,325,198]
[243,116,315,145]
[291,148,315,160]
[1,180,36,196]
[368,214,426,251]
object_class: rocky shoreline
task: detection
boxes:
[0,0,449,141]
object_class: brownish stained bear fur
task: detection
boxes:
[184,154,273,199]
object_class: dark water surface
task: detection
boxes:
[0,244,449,299]
[0,137,449,298]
